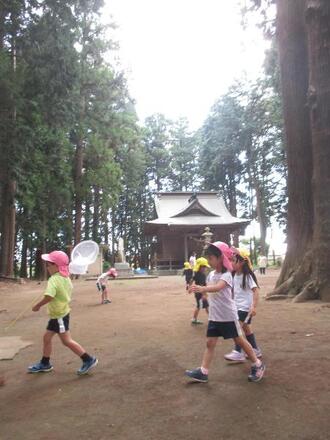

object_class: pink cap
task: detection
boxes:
[107,268,118,278]
[42,251,70,277]
[209,241,234,272]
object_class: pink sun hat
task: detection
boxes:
[107,267,118,278]
[209,241,234,272]
[42,250,70,277]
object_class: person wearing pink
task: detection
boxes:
[27,250,98,375]
[185,241,265,383]
[96,267,118,304]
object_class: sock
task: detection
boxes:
[41,356,50,365]
[246,333,258,349]
[253,359,262,367]
[234,344,241,352]
[80,353,92,363]
[201,366,209,375]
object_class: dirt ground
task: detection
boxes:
[1,270,330,440]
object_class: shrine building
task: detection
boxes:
[144,192,250,271]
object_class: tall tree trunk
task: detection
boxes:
[254,181,267,255]
[20,233,28,278]
[306,0,330,300]
[270,0,330,301]
[74,138,83,245]
[92,187,100,242]
[0,179,16,276]
[84,196,91,240]
[272,0,313,295]
[0,11,18,277]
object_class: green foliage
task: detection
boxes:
[0,0,288,276]
[199,76,286,250]
[168,117,199,191]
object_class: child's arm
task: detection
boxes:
[189,280,227,294]
[32,295,53,312]
[249,287,259,316]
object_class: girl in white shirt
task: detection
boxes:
[224,249,262,362]
[96,268,118,304]
[185,242,265,383]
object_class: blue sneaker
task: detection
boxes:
[77,357,98,375]
[248,362,266,382]
[28,361,53,373]
[185,367,208,383]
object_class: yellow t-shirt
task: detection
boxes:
[45,273,72,319]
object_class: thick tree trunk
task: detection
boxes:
[269,0,330,301]
[272,0,313,296]
[0,12,18,277]
[20,234,28,278]
[306,0,330,301]
[0,179,16,276]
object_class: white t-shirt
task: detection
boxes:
[97,272,109,285]
[233,273,257,312]
[206,271,238,322]
[189,255,196,268]
[258,256,267,268]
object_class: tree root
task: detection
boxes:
[292,281,319,302]
[266,275,295,300]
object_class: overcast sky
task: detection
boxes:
[101,1,285,253]
[103,0,270,130]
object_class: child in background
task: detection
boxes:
[183,262,193,291]
[96,267,118,304]
[189,252,197,269]
[28,251,98,375]
[185,242,265,383]
[224,248,262,362]
[190,257,209,325]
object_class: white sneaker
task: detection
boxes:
[224,350,246,362]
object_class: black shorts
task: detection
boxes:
[96,282,106,292]
[46,314,70,334]
[195,292,209,309]
[238,310,252,325]
[206,320,242,339]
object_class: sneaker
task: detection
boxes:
[191,319,203,325]
[245,348,263,359]
[28,361,53,373]
[185,367,208,383]
[224,350,246,363]
[248,362,266,382]
[77,357,98,376]
[103,299,112,304]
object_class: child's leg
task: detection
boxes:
[28,331,56,372]
[233,336,258,364]
[201,337,218,370]
[58,331,98,375]
[58,331,86,357]
[43,330,56,358]
[101,286,106,303]
[235,320,247,352]
[193,307,199,320]
[234,335,265,382]
[243,323,259,350]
